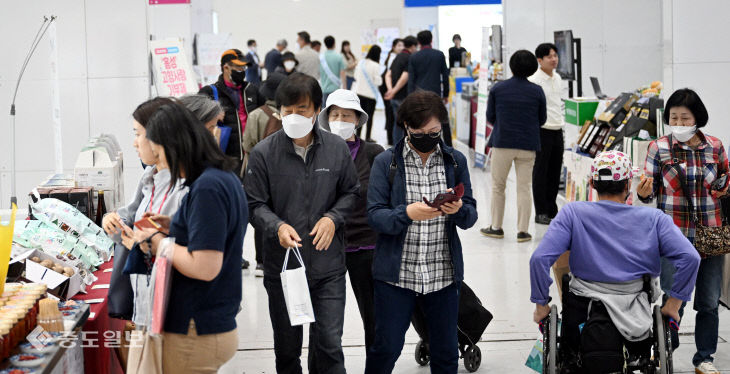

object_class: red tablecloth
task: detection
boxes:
[73,259,125,374]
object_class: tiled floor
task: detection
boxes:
[222,111,730,373]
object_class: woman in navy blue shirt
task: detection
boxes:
[135,102,248,373]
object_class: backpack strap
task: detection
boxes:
[210,84,219,101]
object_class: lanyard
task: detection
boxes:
[147,185,170,215]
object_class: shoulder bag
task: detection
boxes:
[669,135,730,256]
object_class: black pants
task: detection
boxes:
[383,99,394,145]
[345,250,376,353]
[532,129,563,217]
[357,95,377,141]
[254,228,263,264]
[264,273,346,374]
[366,281,459,374]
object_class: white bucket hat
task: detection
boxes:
[318,89,369,132]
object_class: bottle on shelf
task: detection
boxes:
[95,190,107,227]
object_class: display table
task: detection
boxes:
[0,304,89,374]
[72,259,125,374]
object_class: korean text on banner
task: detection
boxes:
[150,39,198,97]
[0,204,18,295]
[281,247,315,326]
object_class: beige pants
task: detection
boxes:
[162,320,238,374]
[490,148,536,233]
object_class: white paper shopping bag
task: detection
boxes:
[281,247,315,326]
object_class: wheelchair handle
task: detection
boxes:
[668,318,679,331]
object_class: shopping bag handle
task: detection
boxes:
[282,247,306,273]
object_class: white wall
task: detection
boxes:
[213,0,403,59]
[0,0,199,210]
[663,0,730,146]
[503,0,663,97]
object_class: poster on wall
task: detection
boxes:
[361,27,400,63]
[194,33,233,86]
[473,26,491,168]
[150,39,198,97]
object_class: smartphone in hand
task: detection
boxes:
[134,217,162,231]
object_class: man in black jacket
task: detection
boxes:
[199,49,264,179]
[245,73,359,374]
[408,30,453,146]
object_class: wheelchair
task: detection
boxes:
[541,275,676,374]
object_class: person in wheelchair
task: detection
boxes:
[530,151,701,373]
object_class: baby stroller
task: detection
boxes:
[412,282,493,372]
[541,275,676,374]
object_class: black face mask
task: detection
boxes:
[230,69,245,85]
[408,130,441,153]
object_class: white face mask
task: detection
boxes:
[282,114,314,139]
[671,125,697,142]
[328,121,356,140]
[250,46,257,53]
[284,60,296,71]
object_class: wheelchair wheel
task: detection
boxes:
[653,305,672,374]
[543,305,558,374]
[463,345,482,373]
[415,339,430,366]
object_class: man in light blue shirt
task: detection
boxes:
[320,35,346,105]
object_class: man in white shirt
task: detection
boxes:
[528,43,564,225]
[294,31,321,80]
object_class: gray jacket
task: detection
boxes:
[245,126,359,279]
[570,275,660,342]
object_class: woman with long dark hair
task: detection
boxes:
[104,97,189,328]
[134,102,247,373]
[381,38,404,145]
[341,40,357,89]
[353,44,383,142]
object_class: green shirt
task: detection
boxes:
[319,50,345,94]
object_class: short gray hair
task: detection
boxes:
[276,39,288,48]
[178,94,224,124]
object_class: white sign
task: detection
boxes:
[194,33,233,86]
[474,27,491,168]
[150,39,198,97]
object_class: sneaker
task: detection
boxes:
[535,214,552,225]
[255,263,264,277]
[480,227,504,239]
[241,258,250,270]
[696,362,720,374]
[517,232,532,242]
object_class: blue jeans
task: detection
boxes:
[391,98,405,144]
[365,280,460,374]
[346,76,355,90]
[661,255,724,366]
[264,272,346,374]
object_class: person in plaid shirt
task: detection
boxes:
[637,88,729,374]
[365,91,478,373]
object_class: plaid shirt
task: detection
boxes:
[389,143,454,294]
[643,132,729,243]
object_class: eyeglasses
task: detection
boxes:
[408,130,442,139]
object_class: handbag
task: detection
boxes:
[668,135,730,256]
[108,242,134,319]
[280,247,315,326]
[126,329,163,374]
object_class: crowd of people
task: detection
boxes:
[100,29,728,374]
